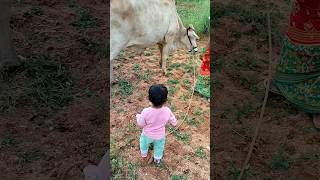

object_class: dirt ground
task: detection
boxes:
[110,39,210,179]
[213,0,320,179]
[0,0,107,179]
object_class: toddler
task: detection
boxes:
[136,84,177,164]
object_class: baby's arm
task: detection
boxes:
[136,110,147,128]
[169,110,177,126]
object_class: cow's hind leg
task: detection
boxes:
[158,43,163,67]
[110,38,126,85]
[161,45,169,75]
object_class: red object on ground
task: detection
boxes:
[200,47,210,76]
[287,0,320,44]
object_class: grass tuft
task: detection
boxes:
[24,57,74,111]
[118,79,133,96]
[268,149,291,171]
[168,127,190,145]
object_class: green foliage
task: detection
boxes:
[24,58,74,110]
[1,134,16,147]
[168,127,190,145]
[176,0,210,34]
[21,150,45,163]
[111,139,125,179]
[186,117,200,127]
[228,162,252,180]
[23,6,44,18]
[70,2,98,29]
[268,149,291,171]
[171,175,188,180]
[118,80,133,96]
[195,146,206,159]
[127,162,138,180]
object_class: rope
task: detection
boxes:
[165,52,198,176]
[166,51,198,136]
[237,3,273,180]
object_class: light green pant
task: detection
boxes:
[139,133,165,160]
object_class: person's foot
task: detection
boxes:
[312,114,320,129]
[154,158,161,165]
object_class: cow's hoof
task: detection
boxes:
[163,70,167,76]
[111,78,119,85]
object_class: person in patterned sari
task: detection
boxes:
[195,44,210,100]
[269,0,320,129]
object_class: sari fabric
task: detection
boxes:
[275,0,320,113]
[195,47,210,98]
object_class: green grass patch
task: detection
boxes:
[23,6,44,18]
[168,63,182,71]
[168,79,180,85]
[118,80,133,96]
[0,57,74,114]
[1,134,16,147]
[268,149,291,171]
[176,0,210,34]
[143,51,153,56]
[141,70,151,81]
[228,162,252,180]
[133,64,151,82]
[186,117,200,127]
[111,139,125,179]
[127,162,138,180]
[193,108,202,116]
[168,127,190,145]
[168,84,180,96]
[181,63,194,74]
[21,149,45,163]
[183,79,192,90]
[24,57,74,111]
[195,146,206,159]
[70,4,98,29]
[171,175,188,180]
[133,64,141,72]
[179,93,190,102]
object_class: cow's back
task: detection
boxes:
[111,0,180,48]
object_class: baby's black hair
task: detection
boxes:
[148,84,168,107]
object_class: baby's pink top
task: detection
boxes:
[136,106,177,140]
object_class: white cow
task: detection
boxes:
[110,0,200,83]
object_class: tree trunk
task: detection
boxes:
[0,0,20,72]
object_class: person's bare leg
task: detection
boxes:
[312,114,320,129]
[83,151,109,180]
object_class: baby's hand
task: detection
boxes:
[136,114,146,128]
[169,116,177,126]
